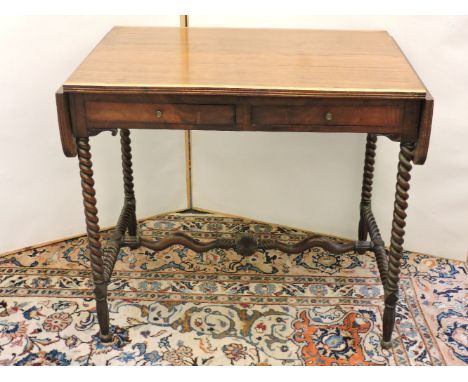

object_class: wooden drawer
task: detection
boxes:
[251,104,403,129]
[85,101,235,127]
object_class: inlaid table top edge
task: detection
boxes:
[62,84,427,100]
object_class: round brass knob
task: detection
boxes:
[325,112,333,121]
[155,110,163,118]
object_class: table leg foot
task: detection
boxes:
[382,292,398,345]
[99,332,113,343]
[380,339,393,350]
[123,234,140,249]
[93,283,111,341]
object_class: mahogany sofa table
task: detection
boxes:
[56,27,433,349]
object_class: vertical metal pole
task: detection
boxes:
[180,15,193,209]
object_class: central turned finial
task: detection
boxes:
[235,233,258,257]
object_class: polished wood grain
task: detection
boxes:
[64,27,427,99]
[55,87,76,157]
[251,103,402,128]
[86,101,235,126]
[414,93,434,165]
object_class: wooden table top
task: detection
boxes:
[63,27,427,99]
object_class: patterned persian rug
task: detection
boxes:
[0,212,466,366]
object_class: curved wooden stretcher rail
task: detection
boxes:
[137,232,373,257]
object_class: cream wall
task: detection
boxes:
[0,16,186,253]
[190,16,468,262]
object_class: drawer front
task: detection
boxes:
[85,101,235,127]
[251,104,403,128]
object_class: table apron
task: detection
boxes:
[68,93,422,142]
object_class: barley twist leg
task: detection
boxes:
[358,134,377,242]
[381,143,415,349]
[120,129,138,239]
[76,137,112,342]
